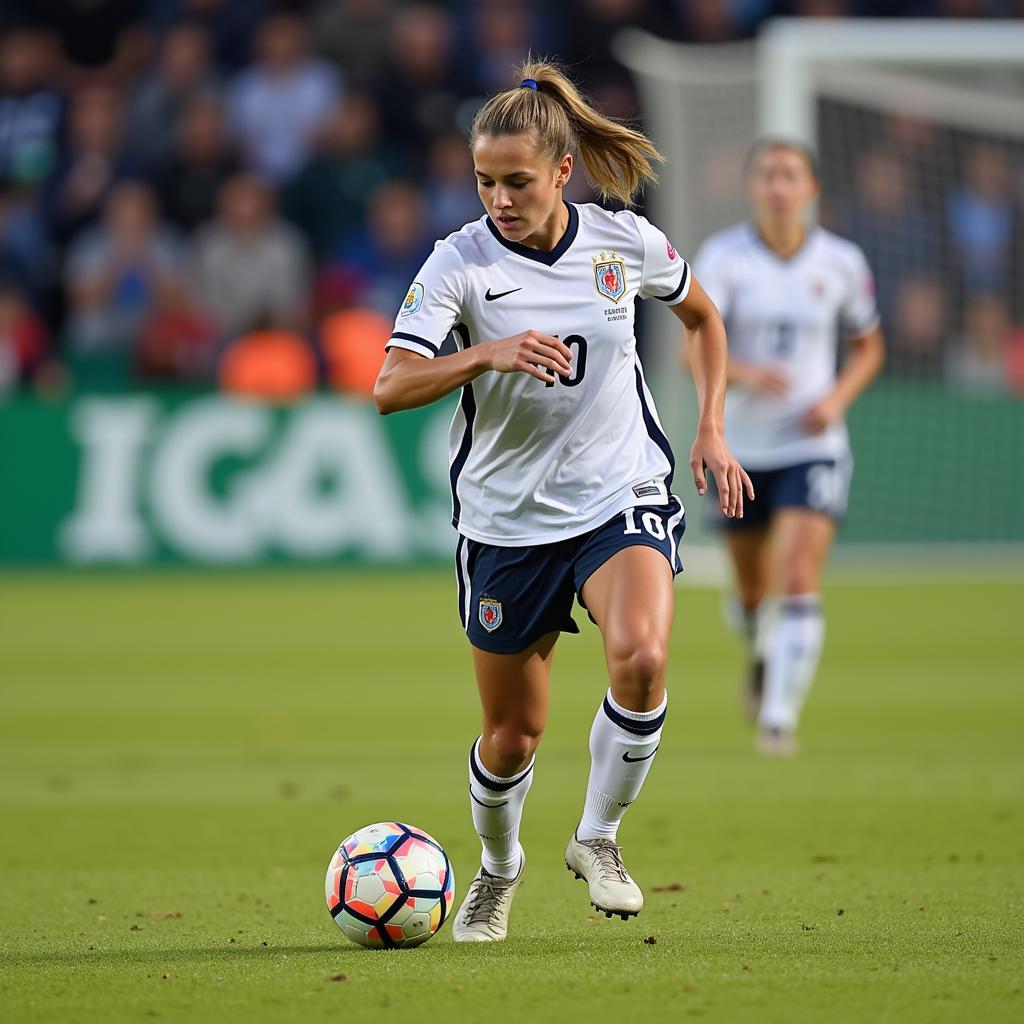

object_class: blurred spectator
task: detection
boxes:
[282,93,402,259]
[423,131,480,239]
[0,186,50,302]
[144,0,270,73]
[63,181,186,371]
[44,85,137,245]
[125,20,222,171]
[842,148,944,373]
[33,0,143,75]
[946,294,1012,394]
[672,0,750,42]
[155,94,241,231]
[324,181,433,317]
[376,5,471,161]
[947,142,1020,301]
[311,0,396,92]
[562,1,673,86]
[0,280,50,393]
[191,174,311,340]
[226,11,341,183]
[465,0,537,95]
[0,26,62,190]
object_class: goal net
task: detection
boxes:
[616,20,1024,557]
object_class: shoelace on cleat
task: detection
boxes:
[581,839,631,884]
[464,873,511,926]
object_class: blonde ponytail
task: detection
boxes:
[470,58,663,208]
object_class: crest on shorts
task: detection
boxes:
[594,251,627,304]
[400,281,424,316]
[478,596,503,633]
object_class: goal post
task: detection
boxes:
[758,18,1024,142]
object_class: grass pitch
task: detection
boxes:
[0,568,1021,1023]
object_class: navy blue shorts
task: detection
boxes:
[712,457,852,531]
[455,497,685,654]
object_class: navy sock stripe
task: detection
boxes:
[469,739,534,793]
[780,598,823,617]
[601,696,666,737]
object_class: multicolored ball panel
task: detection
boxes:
[341,821,406,859]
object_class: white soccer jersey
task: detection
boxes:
[387,201,690,546]
[694,222,879,469]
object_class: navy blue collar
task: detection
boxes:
[485,201,579,266]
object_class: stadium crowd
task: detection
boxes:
[1,0,1022,398]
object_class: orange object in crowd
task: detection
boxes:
[219,329,317,401]
[321,308,390,397]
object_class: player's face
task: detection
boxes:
[473,132,572,249]
[746,147,819,226]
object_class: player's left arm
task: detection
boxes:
[804,244,886,433]
[670,278,754,519]
[802,326,885,433]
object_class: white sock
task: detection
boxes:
[759,594,825,732]
[468,737,532,879]
[576,690,667,843]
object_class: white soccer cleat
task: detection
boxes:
[451,855,524,942]
[565,834,643,920]
[756,726,799,757]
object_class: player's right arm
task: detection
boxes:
[374,333,573,414]
[373,240,572,414]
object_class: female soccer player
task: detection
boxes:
[374,60,752,941]
[692,139,884,756]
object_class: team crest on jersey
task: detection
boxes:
[478,596,503,633]
[666,238,678,261]
[593,251,627,304]
[400,282,424,316]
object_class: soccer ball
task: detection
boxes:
[325,821,455,949]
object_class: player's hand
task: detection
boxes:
[690,427,755,519]
[744,364,791,396]
[802,394,844,433]
[482,331,573,384]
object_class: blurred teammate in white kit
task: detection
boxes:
[693,138,885,755]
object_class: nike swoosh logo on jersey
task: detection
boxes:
[485,287,522,301]
[622,745,659,763]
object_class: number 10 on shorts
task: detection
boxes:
[622,508,666,540]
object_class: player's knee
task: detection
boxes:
[484,726,540,776]
[609,639,667,702]
[779,562,817,595]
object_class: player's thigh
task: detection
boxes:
[580,545,674,707]
[770,508,835,594]
[724,527,771,605]
[471,631,557,739]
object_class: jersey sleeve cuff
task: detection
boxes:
[655,262,691,305]
[386,331,440,359]
[841,314,880,339]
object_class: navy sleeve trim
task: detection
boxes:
[390,331,440,354]
[656,262,690,303]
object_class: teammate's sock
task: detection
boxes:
[759,594,825,732]
[576,690,667,842]
[468,737,533,879]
